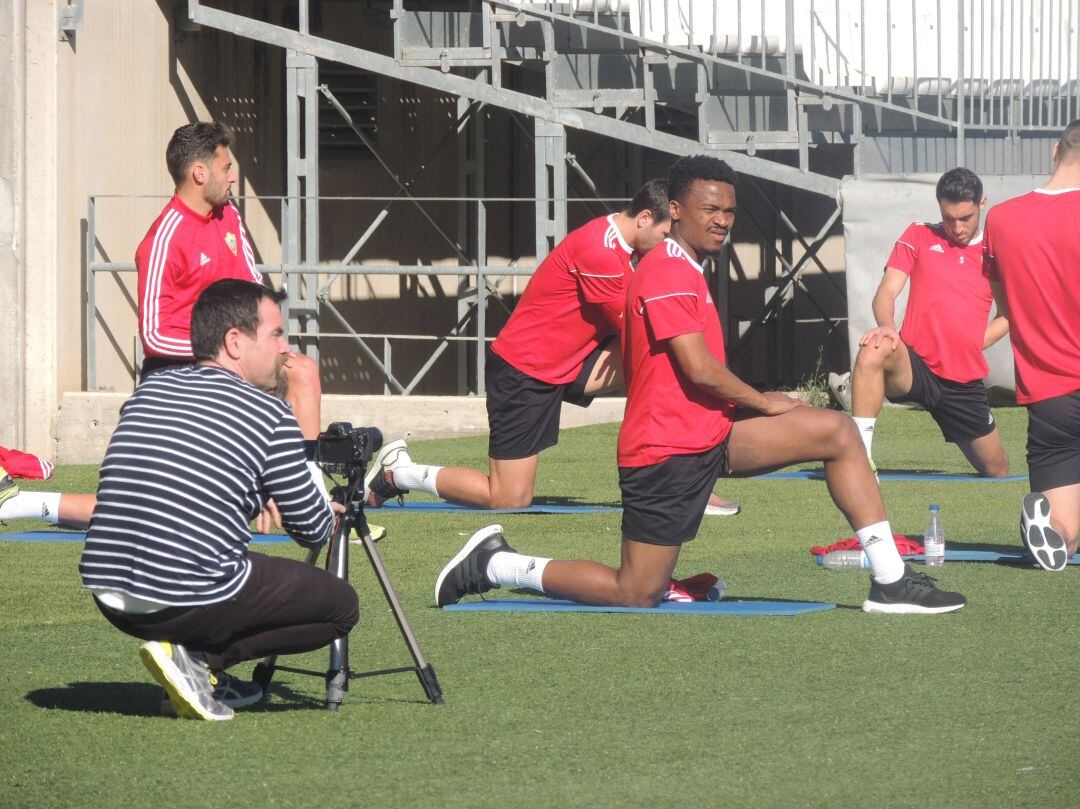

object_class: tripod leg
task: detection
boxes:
[357,532,445,704]
[325,525,351,710]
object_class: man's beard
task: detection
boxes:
[269,366,289,400]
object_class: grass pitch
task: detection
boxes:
[1,407,1077,808]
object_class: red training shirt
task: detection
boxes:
[983,188,1080,404]
[136,195,262,359]
[617,239,735,467]
[491,215,634,385]
[885,222,993,383]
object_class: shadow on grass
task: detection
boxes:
[24,680,369,716]
[27,682,167,716]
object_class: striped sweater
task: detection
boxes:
[79,365,334,607]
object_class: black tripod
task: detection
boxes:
[251,468,444,709]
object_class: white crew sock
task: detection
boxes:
[0,491,62,524]
[391,464,443,497]
[856,520,905,584]
[308,461,330,501]
[486,551,550,593]
[853,417,876,459]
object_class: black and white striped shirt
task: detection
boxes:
[80,365,334,607]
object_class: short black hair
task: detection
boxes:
[1055,119,1080,163]
[190,279,286,361]
[936,167,983,204]
[166,121,235,186]
[624,179,670,222]
[668,156,737,204]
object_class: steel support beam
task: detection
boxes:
[187,1,841,198]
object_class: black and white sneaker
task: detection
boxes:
[862,564,967,614]
[435,524,516,607]
[364,438,411,507]
[1020,492,1069,572]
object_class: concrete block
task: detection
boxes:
[53,392,627,464]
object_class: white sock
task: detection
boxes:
[391,464,443,497]
[853,417,876,459]
[857,521,905,584]
[486,551,550,593]
[308,461,330,501]
[0,491,62,524]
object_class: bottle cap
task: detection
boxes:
[929,504,940,511]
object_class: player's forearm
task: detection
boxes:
[871,292,898,331]
[983,314,1010,348]
[684,358,768,410]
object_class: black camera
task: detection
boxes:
[315,422,383,477]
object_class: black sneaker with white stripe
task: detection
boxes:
[862,564,967,614]
[1020,492,1069,572]
[435,524,516,607]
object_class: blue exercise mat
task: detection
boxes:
[762,470,1028,482]
[443,598,835,615]
[375,501,620,514]
[0,531,291,544]
[813,549,1080,565]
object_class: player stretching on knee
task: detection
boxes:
[984,120,1080,571]
[366,180,739,516]
[434,156,967,614]
[850,168,1009,478]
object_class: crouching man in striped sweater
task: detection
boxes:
[79,280,358,721]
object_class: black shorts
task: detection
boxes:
[888,345,996,443]
[139,356,191,384]
[1026,390,1080,492]
[485,337,614,461]
[619,440,731,546]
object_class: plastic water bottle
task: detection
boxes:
[821,550,870,570]
[924,505,945,566]
[706,579,727,601]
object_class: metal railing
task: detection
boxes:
[84,194,629,394]
[497,0,1079,131]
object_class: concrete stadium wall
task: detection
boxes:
[53,392,629,465]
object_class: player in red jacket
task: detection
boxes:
[984,120,1080,571]
[850,168,1010,478]
[434,156,967,615]
[1,123,323,529]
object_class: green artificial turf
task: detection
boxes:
[1,407,1077,808]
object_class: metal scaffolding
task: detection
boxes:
[82,1,1070,392]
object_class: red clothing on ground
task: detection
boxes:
[885,222,993,383]
[136,195,262,359]
[491,215,634,385]
[0,446,54,479]
[617,239,735,467]
[984,188,1080,404]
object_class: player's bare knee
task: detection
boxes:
[831,412,864,455]
[854,344,889,375]
[619,583,665,608]
[489,490,533,510]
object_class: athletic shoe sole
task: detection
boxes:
[434,524,505,607]
[861,599,966,614]
[0,470,18,509]
[139,643,233,721]
[703,496,740,517]
[1021,492,1069,572]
